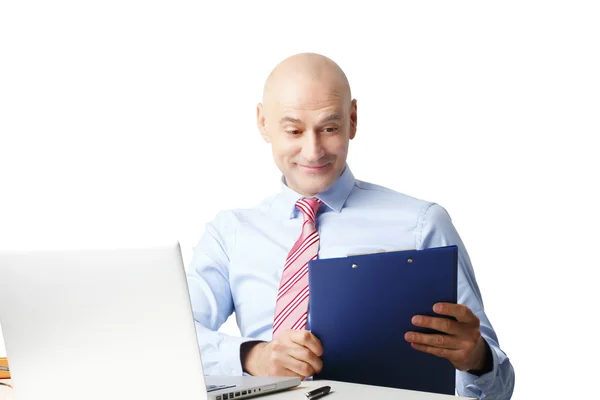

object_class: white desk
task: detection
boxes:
[0,379,474,400]
[271,380,473,399]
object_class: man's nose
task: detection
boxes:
[301,131,325,162]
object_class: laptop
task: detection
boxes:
[0,242,300,400]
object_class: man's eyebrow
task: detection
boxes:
[319,114,342,123]
[279,116,302,124]
[278,114,342,125]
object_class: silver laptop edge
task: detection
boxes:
[0,242,300,400]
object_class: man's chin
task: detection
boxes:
[294,177,336,196]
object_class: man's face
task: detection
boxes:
[258,81,357,196]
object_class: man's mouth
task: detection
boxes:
[298,163,329,171]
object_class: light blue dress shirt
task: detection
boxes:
[187,165,515,399]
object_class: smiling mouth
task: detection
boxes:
[298,163,329,171]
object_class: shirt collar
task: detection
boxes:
[275,164,356,219]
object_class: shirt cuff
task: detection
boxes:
[218,336,257,376]
[459,338,506,397]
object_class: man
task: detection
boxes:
[186,53,515,399]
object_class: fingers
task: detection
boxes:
[404,331,462,350]
[409,343,458,361]
[266,330,323,378]
[407,304,485,371]
[282,353,320,377]
[289,330,324,357]
[411,315,460,335]
[288,343,323,374]
[280,367,305,378]
[433,303,479,325]
[409,342,479,371]
[267,341,314,377]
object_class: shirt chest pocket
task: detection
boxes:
[318,243,407,259]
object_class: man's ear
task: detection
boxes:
[349,99,358,140]
[257,103,270,143]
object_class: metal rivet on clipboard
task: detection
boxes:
[407,258,413,263]
[352,264,358,269]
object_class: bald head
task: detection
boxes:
[262,53,351,108]
[256,53,357,197]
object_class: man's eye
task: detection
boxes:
[324,127,338,133]
[286,130,300,135]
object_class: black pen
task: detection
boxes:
[305,385,331,400]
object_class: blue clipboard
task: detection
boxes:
[308,245,458,395]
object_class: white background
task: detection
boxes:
[1,1,599,399]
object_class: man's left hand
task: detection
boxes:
[404,303,490,372]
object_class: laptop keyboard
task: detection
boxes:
[206,384,236,392]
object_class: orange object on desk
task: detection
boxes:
[0,358,9,380]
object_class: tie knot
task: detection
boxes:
[296,197,321,223]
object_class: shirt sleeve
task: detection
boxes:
[418,203,515,400]
[186,211,257,376]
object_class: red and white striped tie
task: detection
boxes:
[272,197,322,337]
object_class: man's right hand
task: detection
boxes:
[242,330,323,378]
